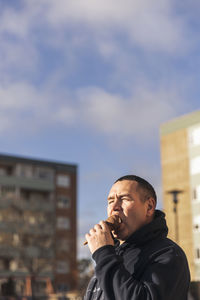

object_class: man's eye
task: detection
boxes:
[122,197,131,201]
[108,200,114,205]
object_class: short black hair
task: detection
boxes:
[115,175,157,204]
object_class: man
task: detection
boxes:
[84,175,190,300]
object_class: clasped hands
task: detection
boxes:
[85,221,114,254]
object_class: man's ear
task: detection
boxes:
[146,197,156,217]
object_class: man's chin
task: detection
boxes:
[112,226,130,242]
[113,230,125,241]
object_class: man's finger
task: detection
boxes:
[85,233,90,242]
[89,228,96,235]
[99,220,109,231]
[94,224,102,231]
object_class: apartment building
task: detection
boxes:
[0,154,77,296]
[160,110,200,281]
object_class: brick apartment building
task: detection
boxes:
[0,154,77,296]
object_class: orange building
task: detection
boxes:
[160,110,200,281]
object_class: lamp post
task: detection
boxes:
[167,189,183,243]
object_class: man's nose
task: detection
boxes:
[112,196,122,210]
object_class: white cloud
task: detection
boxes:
[38,0,190,54]
[0,1,194,141]
[0,0,191,56]
[74,85,184,141]
[0,79,187,145]
[54,105,77,126]
[0,83,37,109]
[0,5,39,80]
[0,82,52,135]
[0,0,195,94]
[0,6,31,38]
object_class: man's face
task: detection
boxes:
[107,180,153,242]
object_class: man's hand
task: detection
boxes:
[85,221,114,254]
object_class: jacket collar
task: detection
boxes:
[115,209,168,249]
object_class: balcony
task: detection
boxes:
[0,221,54,236]
[0,197,54,212]
[0,245,20,257]
[0,175,54,192]
[0,244,54,260]
[0,269,29,278]
[24,246,54,258]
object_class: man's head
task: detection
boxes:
[107,175,157,242]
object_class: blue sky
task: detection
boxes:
[0,0,200,258]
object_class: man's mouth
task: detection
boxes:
[106,215,122,231]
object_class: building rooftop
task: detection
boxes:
[160,110,200,136]
[0,153,77,173]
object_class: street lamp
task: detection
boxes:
[167,189,183,243]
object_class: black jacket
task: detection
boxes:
[84,210,190,300]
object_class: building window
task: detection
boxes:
[29,216,36,225]
[56,239,70,252]
[10,260,18,271]
[193,188,197,200]
[193,186,200,201]
[56,261,69,274]
[193,215,200,231]
[57,217,70,230]
[0,185,15,197]
[0,165,13,176]
[0,259,5,271]
[190,156,200,175]
[57,283,69,292]
[13,234,20,246]
[57,196,70,208]
[35,167,54,181]
[56,175,70,188]
[0,168,7,176]
[195,248,200,260]
[190,126,200,146]
[17,164,33,178]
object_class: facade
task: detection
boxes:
[0,154,77,297]
[160,110,200,281]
